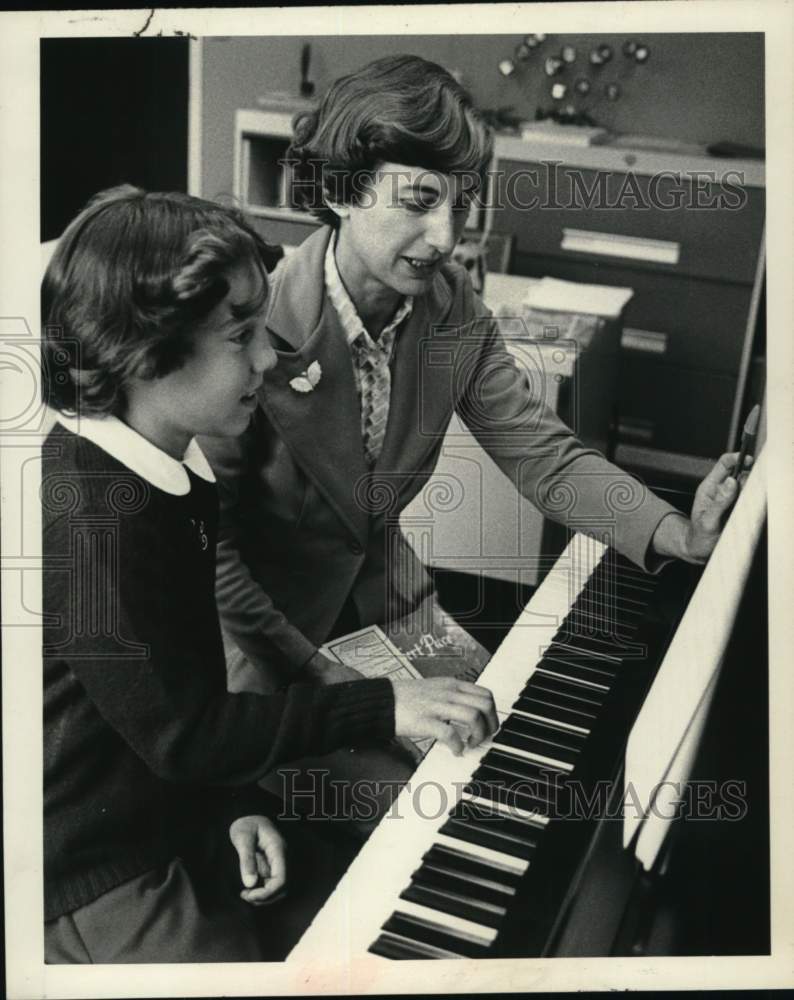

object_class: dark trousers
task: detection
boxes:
[45,815,358,963]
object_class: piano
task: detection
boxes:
[289,450,767,962]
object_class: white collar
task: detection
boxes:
[55,412,215,497]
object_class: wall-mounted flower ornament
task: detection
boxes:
[494,35,651,127]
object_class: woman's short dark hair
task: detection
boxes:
[42,185,282,417]
[288,54,493,227]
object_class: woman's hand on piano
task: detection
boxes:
[390,677,498,756]
[652,452,752,564]
[682,451,752,562]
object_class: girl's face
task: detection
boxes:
[124,262,276,458]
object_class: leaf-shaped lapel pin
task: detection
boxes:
[289,360,322,394]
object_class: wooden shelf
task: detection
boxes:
[234,106,317,233]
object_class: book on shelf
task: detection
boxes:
[519,120,610,146]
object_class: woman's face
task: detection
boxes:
[332,162,473,309]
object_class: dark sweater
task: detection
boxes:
[43,425,394,921]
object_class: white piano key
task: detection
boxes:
[510,705,591,735]
[461,790,550,827]
[435,832,529,875]
[535,665,610,692]
[393,899,498,945]
[487,739,575,773]
[554,641,622,664]
[422,861,518,897]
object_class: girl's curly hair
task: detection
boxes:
[42,185,282,417]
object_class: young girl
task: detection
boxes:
[41,186,497,962]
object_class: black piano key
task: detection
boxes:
[565,609,639,636]
[400,882,505,930]
[618,572,655,589]
[555,612,635,642]
[596,556,655,583]
[547,638,622,665]
[513,693,595,730]
[452,795,549,834]
[612,567,655,587]
[440,813,539,860]
[422,843,524,884]
[613,552,652,573]
[538,654,614,688]
[493,726,580,766]
[421,845,523,894]
[545,579,647,653]
[581,564,646,594]
[466,770,554,815]
[593,553,652,579]
[567,589,642,622]
[545,641,620,666]
[548,642,625,669]
[573,592,647,620]
[575,569,650,605]
[597,563,654,589]
[464,775,554,821]
[412,865,515,909]
[501,713,588,753]
[382,912,493,959]
[368,932,463,960]
[480,747,568,787]
[585,569,651,602]
[567,634,645,666]
[525,672,606,708]
[605,581,653,605]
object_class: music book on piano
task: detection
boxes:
[322,597,492,759]
[321,625,434,758]
[624,445,767,869]
[385,593,491,685]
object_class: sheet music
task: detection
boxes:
[523,275,635,317]
[633,672,720,870]
[623,447,767,862]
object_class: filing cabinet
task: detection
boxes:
[488,138,765,467]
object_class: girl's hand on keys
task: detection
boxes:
[391,677,498,756]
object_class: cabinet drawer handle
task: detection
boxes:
[621,327,668,355]
[617,418,655,444]
[561,227,681,265]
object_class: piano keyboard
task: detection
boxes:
[288,533,666,963]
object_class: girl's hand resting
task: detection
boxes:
[228,815,287,906]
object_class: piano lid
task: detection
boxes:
[623,445,767,868]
